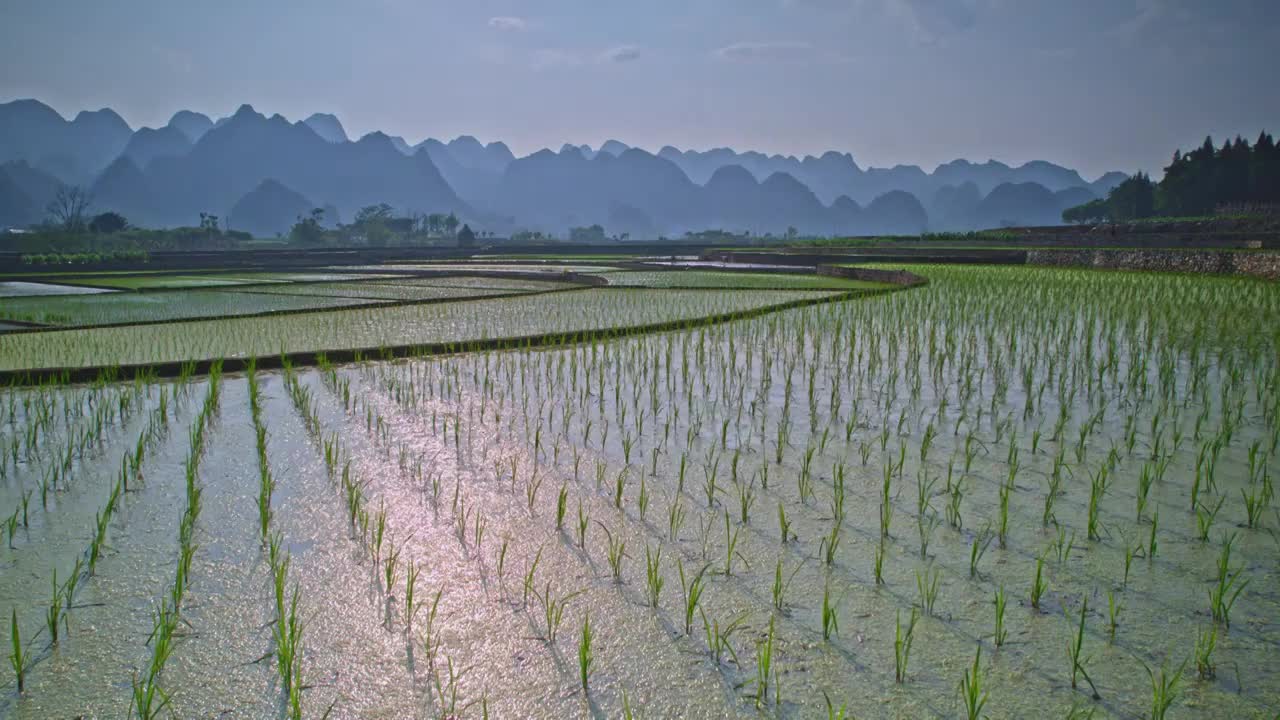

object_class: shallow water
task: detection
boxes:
[1,267,1277,718]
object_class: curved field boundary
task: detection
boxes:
[0,284,919,386]
[0,284,588,335]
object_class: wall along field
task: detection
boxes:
[0,265,1277,718]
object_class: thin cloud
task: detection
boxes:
[891,0,979,44]
[488,16,527,31]
[531,48,582,70]
[600,45,641,63]
[715,41,816,62]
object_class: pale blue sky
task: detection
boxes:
[2,0,1276,178]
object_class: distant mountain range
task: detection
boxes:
[0,98,1126,238]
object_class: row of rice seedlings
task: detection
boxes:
[0,288,816,371]
[130,362,221,718]
[347,266,1277,715]
[246,361,276,539]
[6,374,189,697]
[266,534,304,718]
[247,363,306,717]
[352,369,808,713]
[292,368,508,713]
[3,379,159,545]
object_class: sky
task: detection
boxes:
[1,0,1277,180]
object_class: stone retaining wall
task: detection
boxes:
[1026,249,1280,280]
[816,264,928,287]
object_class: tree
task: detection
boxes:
[199,212,220,232]
[353,204,394,247]
[1062,198,1108,224]
[290,208,326,245]
[354,203,393,226]
[88,211,128,234]
[457,223,476,248]
[444,212,460,237]
[1107,172,1155,221]
[47,186,92,232]
[569,224,607,243]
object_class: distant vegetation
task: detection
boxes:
[1064,132,1279,223]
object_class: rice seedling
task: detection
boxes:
[1106,590,1122,641]
[537,581,583,643]
[44,571,64,644]
[644,544,664,608]
[701,609,747,666]
[555,484,568,531]
[777,501,793,543]
[969,524,994,578]
[1148,507,1160,560]
[1196,497,1225,541]
[420,589,444,667]
[9,608,31,693]
[577,501,590,548]
[997,473,1012,547]
[1065,598,1098,697]
[894,607,918,683]
[820,517,842,566]
[771,558,801,613]
[821,583,840,641]
[1144,657,1187,720]
[958,645,988,720]
[578,612,593,693]
[677,558,710,635]
[993,585,1008,647]
[754,615,776,708]
[723,512,746,575]
[874,540,886,585]
[598,523,628,582]
[880,463,894,539]
[1193,625,1217,679]
[522,546,543,607]
[1030,554,1048,612]
[1086,466,1107,541]
[404,559,421,628]
[1209,534,1248,628]
[916,567,940,617]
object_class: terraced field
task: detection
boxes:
[1,264,1277,719]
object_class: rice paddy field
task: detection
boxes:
[1,263,1278,719]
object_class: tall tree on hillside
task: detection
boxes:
[1108,172,1155,221]
[47,186,92,232]
[88,211,128,234]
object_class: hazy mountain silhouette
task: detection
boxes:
[90,156,155,222]
[656,144,1117,209]
[927,182,983,231]
[304,113,348,143]
[1090,172,1127,196]
[0,98,1126,235]
[229,179,314,237]
[598,140,630,157]
[97,104,467,228]
[167,110,213,143]
[0,99,133,185]
[121,126,192,170]
[0,161,63,223]
[970,182,1094,228]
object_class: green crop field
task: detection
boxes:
[0,263,1276,720]
[602,269,890,289]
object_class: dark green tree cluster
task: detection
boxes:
[1064,132,1280,223]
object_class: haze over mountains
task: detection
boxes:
[0,98,1126,238]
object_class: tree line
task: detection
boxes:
[1064,132,1280,223]
[289,205,486,247]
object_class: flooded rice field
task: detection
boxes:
[1,266,1277,718]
